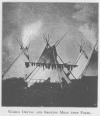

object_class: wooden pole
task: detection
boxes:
[2,48,26,78]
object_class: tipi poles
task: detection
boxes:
[75,52,83,64]
[2,48,26,78]
[55,31,67,47]
[57,54,76,79]
[15,37,30,61]
[52,48,63,89]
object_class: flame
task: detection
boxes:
[22,20,42,48]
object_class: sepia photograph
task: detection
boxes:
[2,2,98,108]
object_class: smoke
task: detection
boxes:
[22,20,42,48]
[4,37,14,51]
[73,3,98,48]
[79,23,97,47]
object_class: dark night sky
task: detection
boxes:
[2,3,98,76]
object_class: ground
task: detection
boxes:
[2,77,97,107]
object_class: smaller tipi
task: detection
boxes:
[80,41,98,78]
[69,40,98,80]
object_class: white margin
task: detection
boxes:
[0,0,100,116]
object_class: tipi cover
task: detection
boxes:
[82,50,98,77]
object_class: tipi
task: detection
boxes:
[25,35,77,87]
[69,40,98,80]
[80,42,98,78]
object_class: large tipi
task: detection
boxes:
[25,35,77,87]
